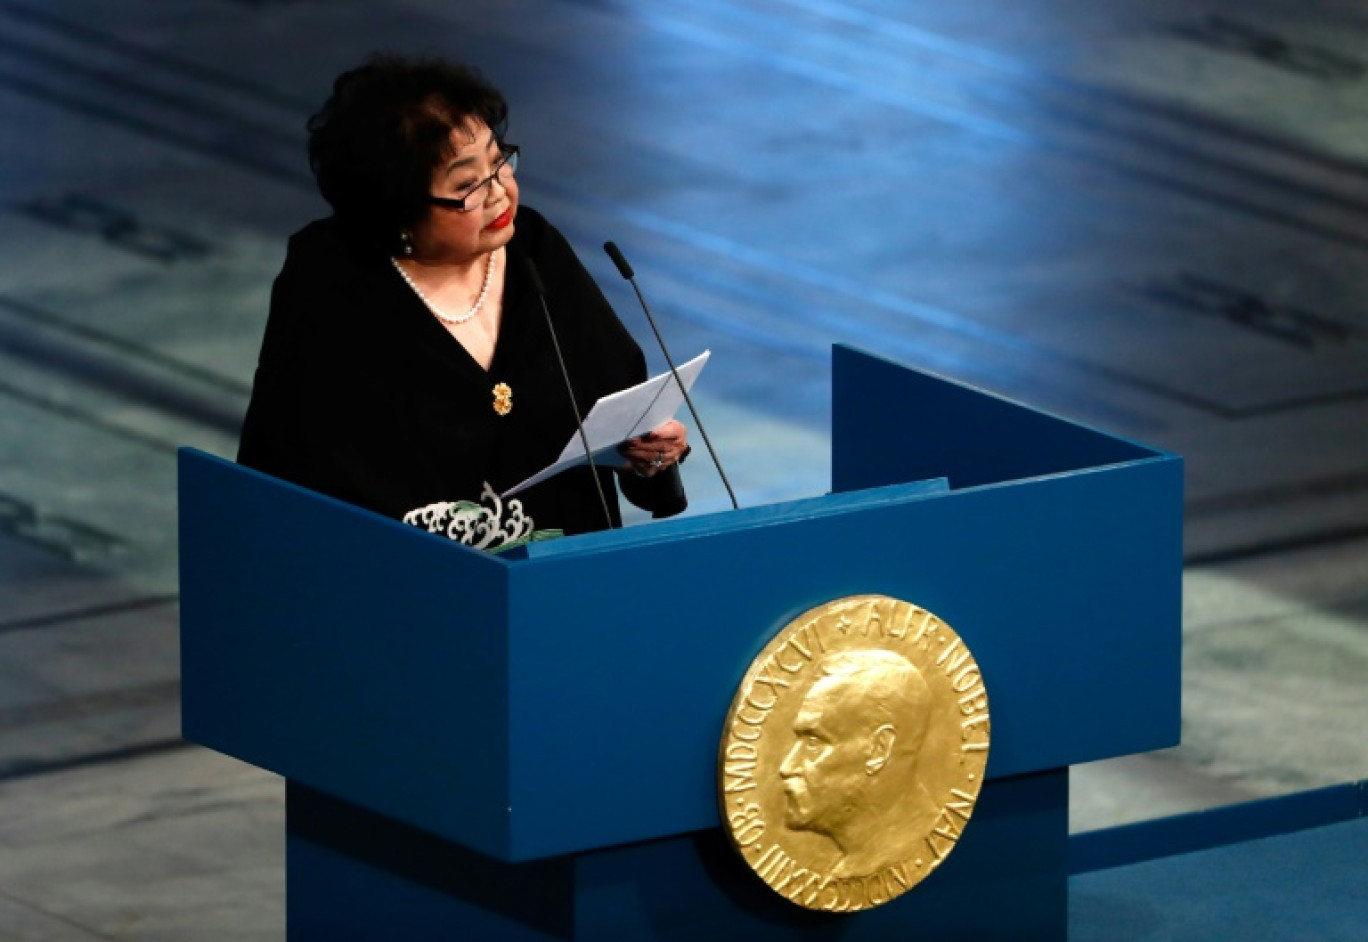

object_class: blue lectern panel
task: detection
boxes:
[499,455,1179,859]
[180,347,1181,864]
[286,770,1067,942]
[179,451,514,858]
[831,344,1167,492]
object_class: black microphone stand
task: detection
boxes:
[523,257,615,531]
[603,241,740,511]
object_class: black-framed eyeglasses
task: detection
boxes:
[427,145,519,212]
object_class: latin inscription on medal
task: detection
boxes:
[718,595,990,912]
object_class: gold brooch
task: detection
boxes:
[492,382,512,416]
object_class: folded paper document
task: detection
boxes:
[502,351,710,497]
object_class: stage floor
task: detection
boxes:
[1,747,1362,941]
[1072,815,1368,942]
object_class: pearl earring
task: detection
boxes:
[400,231,414,257]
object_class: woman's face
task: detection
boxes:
[409,119,519,265]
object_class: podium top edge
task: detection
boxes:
[515,450,1179,562]
[177,447,508,569]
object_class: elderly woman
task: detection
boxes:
[238,55,689,546]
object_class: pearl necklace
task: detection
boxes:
[391,250,497,326]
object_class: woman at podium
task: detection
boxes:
[238,54,689,548]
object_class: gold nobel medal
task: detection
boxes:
[718,595,990,912]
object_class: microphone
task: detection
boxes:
[603,241,739,510]
[523,256,615,530]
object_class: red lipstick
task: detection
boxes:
[486,209,512,231]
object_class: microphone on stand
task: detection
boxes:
[523,256,615,531]
[602,241,739,511]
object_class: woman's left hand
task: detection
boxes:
[619,419,690,478]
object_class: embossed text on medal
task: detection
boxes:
[718,595,990,911]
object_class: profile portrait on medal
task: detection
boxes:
[778,650,940,878]
[236,53,690,549]
[720,597,989,910]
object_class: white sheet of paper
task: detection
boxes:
[502,350,710,498]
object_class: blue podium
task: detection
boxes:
[179,345,1182,940]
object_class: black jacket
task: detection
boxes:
[238,207,686,535]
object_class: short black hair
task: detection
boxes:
[307,53,508,250]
